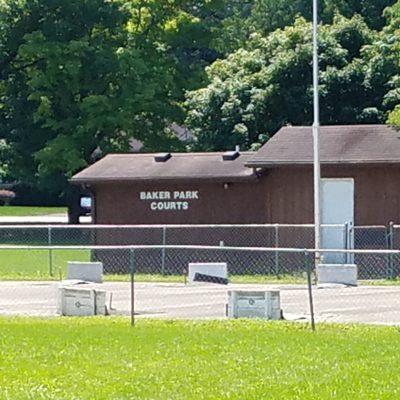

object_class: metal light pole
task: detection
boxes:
[312,0,321,266]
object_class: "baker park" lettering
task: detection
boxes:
[139,191,199,211]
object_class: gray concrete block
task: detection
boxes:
[67,262,103,283]
[57,286,107,316]
[317,264,357,286]
[227,290,281,319]
[188,262,227,284]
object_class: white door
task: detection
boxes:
[321,178,354,264]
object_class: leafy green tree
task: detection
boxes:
[0,0,399,197]
[185,16,393,150]
[215,0,397,54]
[0,140,10,183]
[388,106,400,128]
[1,0,129,193]
[0,0,185,195]
[365,0,400,124]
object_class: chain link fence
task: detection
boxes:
[1,245,400,328]
[0,223,330,281]
[2,223,400,279]
[3,223,400,280]
[0,224,315,278]
[352,225,391,279]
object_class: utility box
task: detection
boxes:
[227,290,281,319]
[57,287,107,316]
[188,262,228,284]
[317,264,357,286]
[67,262,103,283]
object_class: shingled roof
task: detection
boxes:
[71,152,257,183]
[246,125,400,167]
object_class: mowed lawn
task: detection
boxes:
[0,249,90,279]
[0,318,399,400]
[0,206,66,216]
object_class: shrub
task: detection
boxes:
[0,190,16,206]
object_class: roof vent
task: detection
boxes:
[154,153,171,162]
[222,150,240,161]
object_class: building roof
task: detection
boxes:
[71,152,257,183]
[247,125,400,167]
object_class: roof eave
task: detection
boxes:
[246,160,400,167]
[70,174,258,184]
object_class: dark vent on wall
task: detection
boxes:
[222,150,240,161]
[154,153,172,162]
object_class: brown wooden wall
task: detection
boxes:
[90,164,400,226]
[92,178,269,225]
[266,165,400,225]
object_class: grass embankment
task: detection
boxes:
[0,318,399,399]
[0,206,66,216]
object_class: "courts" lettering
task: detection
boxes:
[139,190,199,211]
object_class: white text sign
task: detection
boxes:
[139,191,199,211]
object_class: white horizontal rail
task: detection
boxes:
[352,225,387,229]
[0,244,308,251]
[0,244,398,255]
[0,223,346,229]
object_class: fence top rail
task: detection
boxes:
[353,225,388,229]
[0,223,348,229]
[0,244,399,255]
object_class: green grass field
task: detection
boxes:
[0,318,399,399]
[0,206,67,216]
[0,249,90,279]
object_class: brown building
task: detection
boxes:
[71,124,400,226]
[71,151,269,224]
[247,124,400,225]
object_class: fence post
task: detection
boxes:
[48,226,53,277]
[130,248,135,326]
[161,226,167,275]
[387,221,394,279]
[274,224,279,277]
[347,222,354,265]
[305,250,316,331]
[343,222,348,264]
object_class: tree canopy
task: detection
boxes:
[0,0,191,193]
[0,0,399,200]
[185,14,399,150]
[214,0,397,54]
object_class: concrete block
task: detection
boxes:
[67,261,103,283]
[57,286,107,316]
[317,264,357,286]
[188,262,227,284]
[227,290,281,319]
